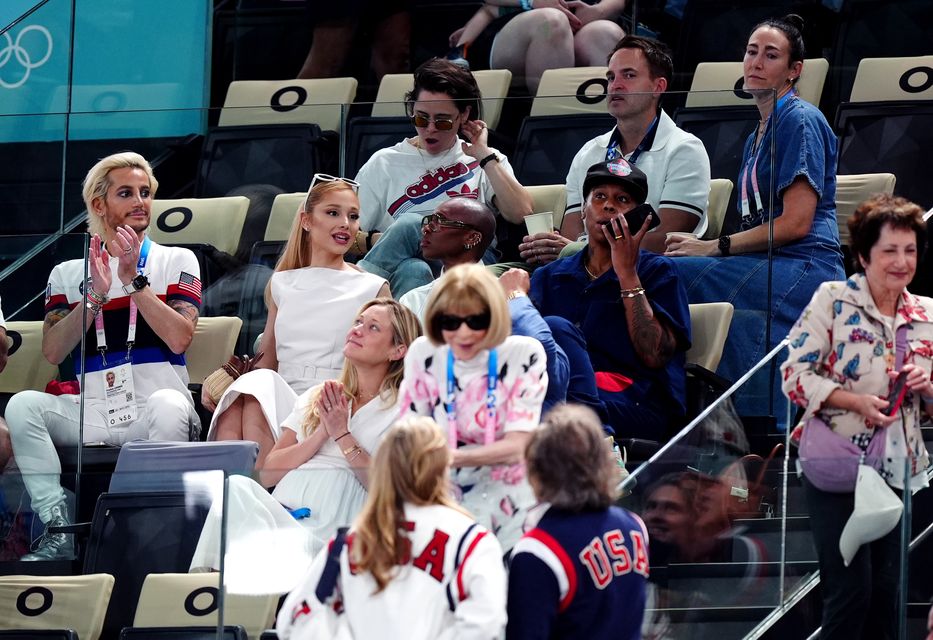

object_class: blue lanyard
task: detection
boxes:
[605,116,658,165]
[445,347,498,448]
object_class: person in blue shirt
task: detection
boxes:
[508,158,691,439]
[664,14,844,424]
[507,403,649,640]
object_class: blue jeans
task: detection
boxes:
[359,211,498,298]
[672,250,844,428]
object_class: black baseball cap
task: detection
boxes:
[582,158,649,204]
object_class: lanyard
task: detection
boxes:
[95,236,151,362]
[445,347,498,449]
[739,91,796,221]
[605,116,658,165]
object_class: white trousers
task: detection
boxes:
[6,389,196,521]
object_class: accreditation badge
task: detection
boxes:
[103,360,138,426]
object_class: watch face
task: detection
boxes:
[132,274,149,290]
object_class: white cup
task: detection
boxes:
[524,211,554,236]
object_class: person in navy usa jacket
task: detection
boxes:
[507,404,649,640]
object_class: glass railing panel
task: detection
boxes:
[0,468,232,639]
[217,468,345,639]
[0,232,88,535]
[622,341,789,638]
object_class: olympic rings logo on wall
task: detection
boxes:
[0,25,54,89]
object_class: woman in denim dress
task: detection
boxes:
[664,14,844,421]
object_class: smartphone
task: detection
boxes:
[601,203,661,238]
[883,370,909,416]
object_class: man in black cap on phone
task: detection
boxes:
[499,158,691,440]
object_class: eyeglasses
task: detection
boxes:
[309,173,360,193]
[421,213,477,232]
[438,312,491,332]
[410,114,457,131]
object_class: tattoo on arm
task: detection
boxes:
[44,308,70,331]
[630,298,677,368]
[168,300,200,326]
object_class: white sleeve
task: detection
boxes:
[448,529,507,640]
[564,144,590,216]
[282,385,319,436]
[276,544,333,640]
[355,154,393,232]
[656,133,711,220]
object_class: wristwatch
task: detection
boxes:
[479,153,500,169]
[718,235,731,257]
[121,274,149,295]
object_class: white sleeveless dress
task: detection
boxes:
[207,266,386,440]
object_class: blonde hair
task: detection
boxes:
[422,263,510,349]
[82,152,158,237]
[351,417,464,592]
[300,299,422,438]
[275,180,358,272]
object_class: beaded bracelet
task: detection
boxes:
[620,286,645,299]
[85,300,102,317]
[86,289,108,306]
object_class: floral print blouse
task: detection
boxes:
[399,335,548,445]
[781,274,932,487]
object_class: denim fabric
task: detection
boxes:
[672,97,845,425]
[508,297,569,414]
[358,210,498,298]
[531,249,691,437]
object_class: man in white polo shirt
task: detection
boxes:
[519,35,711,263]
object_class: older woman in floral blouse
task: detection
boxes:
[781,193,933,640]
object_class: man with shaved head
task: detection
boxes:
[401,198,569,411]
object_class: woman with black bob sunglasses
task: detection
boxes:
[398,263,548,551]
[356,58,532,298]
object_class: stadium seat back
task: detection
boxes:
[219,78,357,132]
[686,58,828,108]
[0,574,114,640]
[531,67,609,117]
[149,197,250,255]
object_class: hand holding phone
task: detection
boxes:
[601,203,661,239]
[883,370,909,416]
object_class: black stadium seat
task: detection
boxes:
[512,113,616,186]
[835,100,933,209]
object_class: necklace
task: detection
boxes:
[356,388,379,404]
[584,259,605,280]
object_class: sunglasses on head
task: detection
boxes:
[438,311,491,332]
[410,114,457,131]
[309,173,360,193]
[421,213,477,232]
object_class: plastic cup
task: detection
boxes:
[524,211,554,236]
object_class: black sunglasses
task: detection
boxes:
[410,114,456,131]
[438,312,491,332]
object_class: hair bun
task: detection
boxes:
[782,13,804,32]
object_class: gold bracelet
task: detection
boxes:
[342,443,361,457]
[620,286,645,299]
[347,448,364,463]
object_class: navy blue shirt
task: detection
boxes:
[529,248,691,417]
[507,506,649,640]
